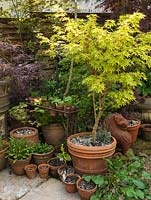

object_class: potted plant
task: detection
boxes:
[33,107,65,146]
[8,102,30,128]
[0,136,8,171]
[63,173,81,193]
[127,118,141,143]
[32,142,54,164]
[7,137,32,175]
[47,144,71,177]
[76,178,97,200]
[10,126,39,146]
[40,12,151,174]
[24,164,37,179]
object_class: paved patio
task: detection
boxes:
[0,167,80,200]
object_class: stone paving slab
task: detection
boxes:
[20,178,80,200]
[0,167,80,200]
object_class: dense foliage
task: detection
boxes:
[84,155,151,200]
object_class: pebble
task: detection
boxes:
[15,129,34,135]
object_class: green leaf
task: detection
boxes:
[142,171,151,179]
[133,179,146,189]
[136,189,145,199]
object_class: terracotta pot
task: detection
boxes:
[38,163,50,179]
[127,118,141,143]
[0,141,8,171]
[42,123,65,146]
[63,174,81,193]
[24,164,37,179]
[10,127,39,146]
[67,132,117,175]
[8,155,31,175]
[47,157,66,177]
[58,165,75,180]
[141,124,151,141]
[32,150,54,165]
[76,178,97,200]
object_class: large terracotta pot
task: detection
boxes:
[10,127,39,146]
[67,132,117,175]
[42,123,65,146]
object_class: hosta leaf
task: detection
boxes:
[132,179,146,189]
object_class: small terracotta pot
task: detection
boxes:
[47,157,66,177]
[32,150,54,165]
[76,178,97,200]
[127,118,141,143]
[24,164,37,179]
[38,163,50,179]
[63,174,81,193]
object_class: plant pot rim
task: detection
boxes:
[8,154,32,163]
[63,173,81,185]
[127,118,141,128]
[38,163,50,169]
[76,178,97,192]
[32,149,54,156]
[141,123,151,130]
[67,132,117,151]
[10,127,38,137]
[24,164,37,170]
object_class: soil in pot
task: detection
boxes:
[76,178,97,200]
[63,174,80,193]
[10,127,39,146]
[24,164,37,179]
[48,157,66,177]
[58,165,75,180]
[38,163,50,179]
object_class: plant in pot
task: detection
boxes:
[7,137,32,175]
[8,102,30,128]
[31,142,54,165]
[9,126,39,146]
[127,118,141,143]
[83,155,151,200]
[0,136,9,171]
[48,144,70,177]
[33,107,65,146]
[45,12,151,175]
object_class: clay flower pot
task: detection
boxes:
[32,150,54,165]
[24,164,37,179]
[38,163,50,179]
[67,132,117,175]
[127,118,141,143]
[47,157,66,177]
[10,127,39,146]
[8,155,32,176]
[0,140,8,171]
[141,124,151,141]
[62,174,81,193]
[76,178,97,200]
